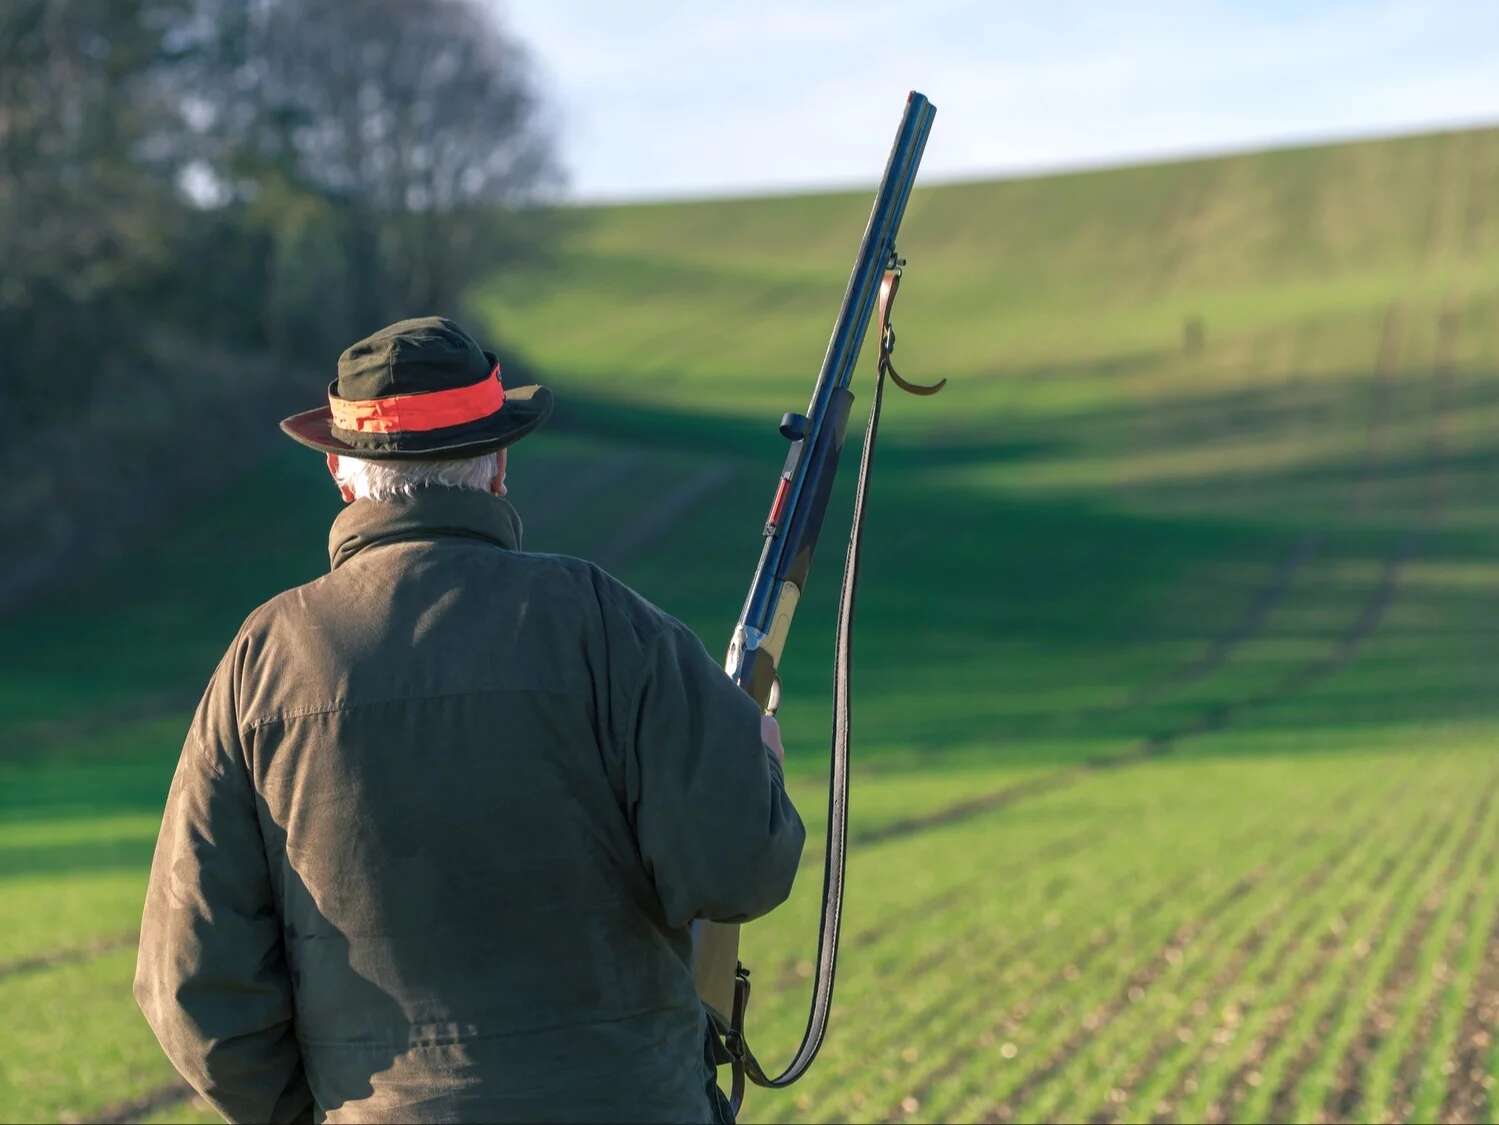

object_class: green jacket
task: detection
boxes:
[134,488,805,1124]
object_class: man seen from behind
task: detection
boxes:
[134,316,805,1123]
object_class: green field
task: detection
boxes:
[5,124,1499,1123]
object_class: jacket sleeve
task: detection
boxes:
[625,617,806,928]
[134,649,313,1125]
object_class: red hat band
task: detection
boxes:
[328,364,505,435]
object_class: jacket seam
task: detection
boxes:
[243,683,582,732]
[185,729,229,780]
[295,1001,695,1049]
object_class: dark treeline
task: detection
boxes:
[0,0,558,608]
[0,0,559,429]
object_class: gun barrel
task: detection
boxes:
[736,91,936,645]
[807,92,936,419]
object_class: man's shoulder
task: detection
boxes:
[234,571,336,642]
[517,550,682,643]
[233,548,679,647]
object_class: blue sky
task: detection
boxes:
[497,1,1499,202]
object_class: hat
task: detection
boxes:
[280,316,553,460]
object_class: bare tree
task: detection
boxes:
[0,0,560,415]
[188,0,560,331]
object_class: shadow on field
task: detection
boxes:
[544,364,1499,771]
[0,836,155,879]
[7,347,1499,779]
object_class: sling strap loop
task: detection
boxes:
[878,266,947,396]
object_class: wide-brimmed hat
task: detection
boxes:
[280,316,553,460]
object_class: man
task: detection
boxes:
[135,317,806,1123]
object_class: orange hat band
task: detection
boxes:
[328,364,505,434]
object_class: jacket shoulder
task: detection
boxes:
[232,570,337,643]
[517,550,683,648]
[231,549,681,652]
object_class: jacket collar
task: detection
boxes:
[329,488,524,570]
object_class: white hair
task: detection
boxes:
[333,452,500,502]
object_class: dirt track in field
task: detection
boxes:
[66,1081,195,1125]
[0,931,138,982]
[595,462,738,567]
[862,302,1416,853]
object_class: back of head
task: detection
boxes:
[331,453,500,503]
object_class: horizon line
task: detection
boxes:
[555,114,1499,210]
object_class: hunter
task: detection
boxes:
[134,317,806,1123]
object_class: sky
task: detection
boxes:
[497,1,1499,203]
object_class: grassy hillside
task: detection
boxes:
[4,124,1499,1123]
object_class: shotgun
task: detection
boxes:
[698,89,940,1110]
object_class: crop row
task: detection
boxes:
[976,763,1461,1124]
[737,746,1482,1124]
[1028,763,1473,1123]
